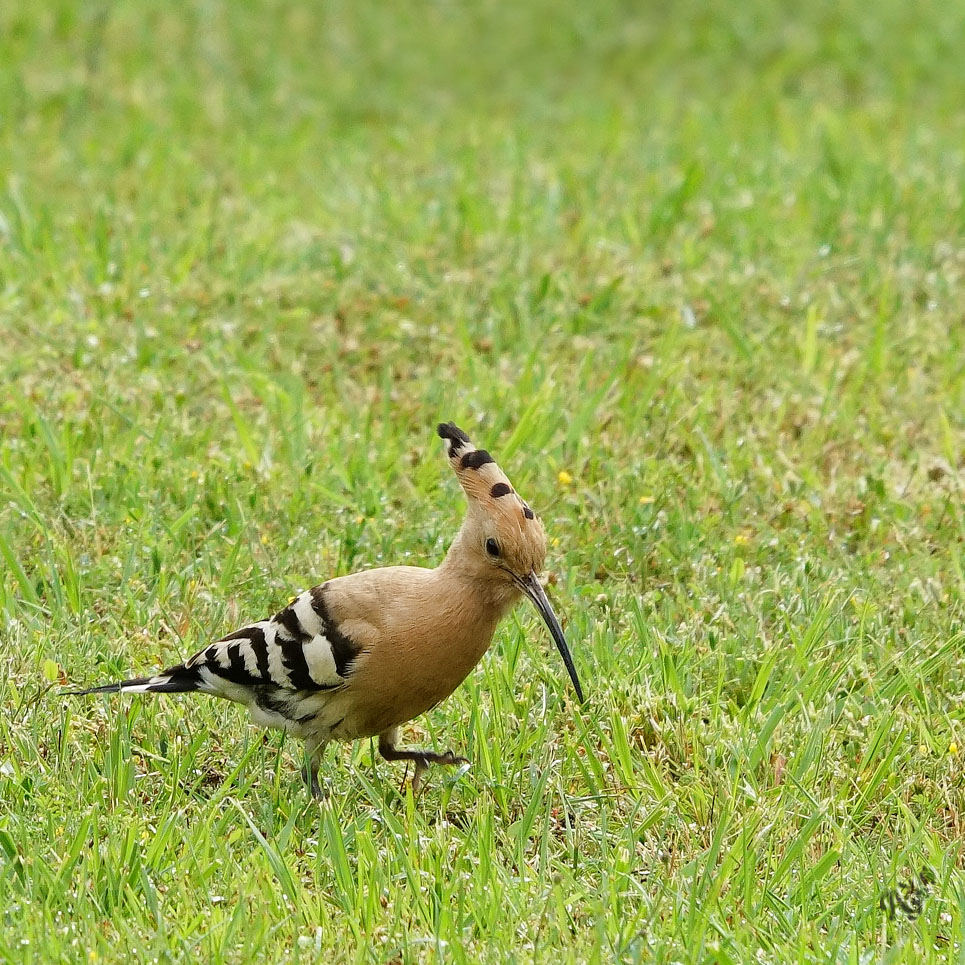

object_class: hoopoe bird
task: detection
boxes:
[70,422,584,796]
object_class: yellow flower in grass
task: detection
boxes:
[557,470,573,486]
[950,742,958,755]
[639,495,654,505]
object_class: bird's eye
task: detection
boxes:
[485,538,500,557]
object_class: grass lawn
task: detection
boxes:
[2,0,964,960]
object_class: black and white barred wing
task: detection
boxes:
[185,585,360,696]
[71,585,360,700]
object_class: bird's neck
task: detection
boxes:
[437,528,521,618]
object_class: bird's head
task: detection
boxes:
[437,421,584,703]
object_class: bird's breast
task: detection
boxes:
[316,565,517,739]
[343,617,499,737]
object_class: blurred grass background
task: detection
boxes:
[1,0,964,961]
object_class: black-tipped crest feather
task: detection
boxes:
[437,422,471,446]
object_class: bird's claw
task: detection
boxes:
[397,750,470,795]
[440,750,469,766]
[302,764,325,800]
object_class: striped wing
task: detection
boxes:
[186,584,360,695]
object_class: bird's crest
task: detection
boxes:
[437,422,538,522]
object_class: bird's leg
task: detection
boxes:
[377,727,468,794]
[303,736,328,800]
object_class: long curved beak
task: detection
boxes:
[517,571,585,703]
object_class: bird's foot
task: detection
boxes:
[419,750,468,794]
[301,764,326,800]
[385,748,469,795]
[421,748,470,768]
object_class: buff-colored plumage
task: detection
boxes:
[69,422,584,796]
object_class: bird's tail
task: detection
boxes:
[65,665,203,696]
